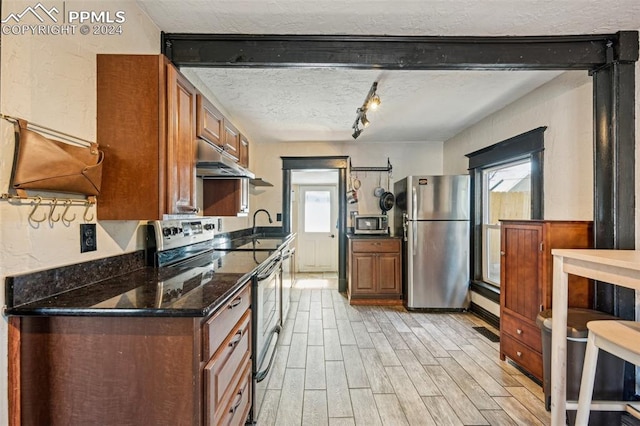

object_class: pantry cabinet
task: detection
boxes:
[97,54,197,220]
[348,237,402,303]
[499,220,593,380]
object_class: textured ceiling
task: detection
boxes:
[137,1,640,143]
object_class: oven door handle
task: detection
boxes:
[256,255,282,281]
[255,324,281,382]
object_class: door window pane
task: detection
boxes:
[482,160,531,286]
[304,190,331,232]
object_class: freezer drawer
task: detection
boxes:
[405,220,470,309]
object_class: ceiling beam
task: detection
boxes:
[161,32,638,70]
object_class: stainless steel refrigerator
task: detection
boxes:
[394,175,470,310]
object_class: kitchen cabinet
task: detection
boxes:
[197,94,225,149]
[239,134,250,168]
[96,54,197,220]
[348,237,402,303]
[223,120,240,161]
[499,220,593,380]
[15,281,252,426]
[202,178,250,217]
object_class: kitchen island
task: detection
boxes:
[5,234,292,426]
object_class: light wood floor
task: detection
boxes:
[256,273,550,425]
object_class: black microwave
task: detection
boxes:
[353,214,389,234]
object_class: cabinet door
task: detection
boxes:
[351,253,377,294]
[239,134,249,168]
[223,121,240,160]
[166,65,197,214]
[501,223,543,322]
[378,253,401,294]
[197,94,224,149]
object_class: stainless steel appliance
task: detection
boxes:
[281,244,295,322]
[394,175,470,310]
[353,214,389,234]
[212,233,289,423]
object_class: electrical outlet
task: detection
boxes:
[80,223,97,253]
[276,213,282,222]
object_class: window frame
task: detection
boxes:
[481,158,532,286]
[466,127,546,295]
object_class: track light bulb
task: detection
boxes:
[352,128,362,139]
[369,94,381,110]
[361,114,370,128]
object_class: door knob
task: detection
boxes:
[329,234,335,238]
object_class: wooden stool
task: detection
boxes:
[575,320,640,425]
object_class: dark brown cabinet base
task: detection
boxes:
[11,283,252,426]
[348,237,402,304]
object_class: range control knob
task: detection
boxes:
[162,228,171,237]
[203,223,214,231]
[171,227,179,235]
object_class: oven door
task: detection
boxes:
[251,253,282,422]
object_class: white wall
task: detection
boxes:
[0,1,160,423]
[444,71,594,220]
[443,70,595,316]
[250,140,444,230]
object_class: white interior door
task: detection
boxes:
[297,185,338,272]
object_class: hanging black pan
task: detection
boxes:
[379,191,395,213]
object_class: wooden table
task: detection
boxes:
[551,249,640,425]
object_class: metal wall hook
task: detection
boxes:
[28,196,47,223]
[49,198,61,222]
[62,200,76,223]
[83,201,94,222]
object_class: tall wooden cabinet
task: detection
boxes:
[348,237,402,304]
[499,220,593,380]
[97,54,197,220]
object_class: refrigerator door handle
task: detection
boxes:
[402,212,408,242]
[411,185,417,219]
[412,220,418,252]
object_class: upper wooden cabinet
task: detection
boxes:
[239,134,249,168]
[196,94,224,149]
[97,54,197,220]
[223,121,240,161]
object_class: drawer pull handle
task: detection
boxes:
[516,329,523,335]
[228,297,242,309]
[228,330,243,348]
[229,388,244,414]
[516,351,522,357]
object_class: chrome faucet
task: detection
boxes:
[252,209,273,235]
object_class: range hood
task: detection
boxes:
[196,139,255,179]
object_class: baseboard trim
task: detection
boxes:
[470,302,500,329]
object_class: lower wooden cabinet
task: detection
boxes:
[14,281,252,426]
[348,237,402,303]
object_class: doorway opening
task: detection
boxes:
[281,156,349,291]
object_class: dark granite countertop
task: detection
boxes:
[5,248,280,318]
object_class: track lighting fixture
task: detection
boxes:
[351,81,380,139]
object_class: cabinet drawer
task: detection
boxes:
[351,239,400,253]
[500,333,543,380]
[501,311,542,353]
[204,311,251,426]
[220,360,252,426]
[204,284,251,360]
